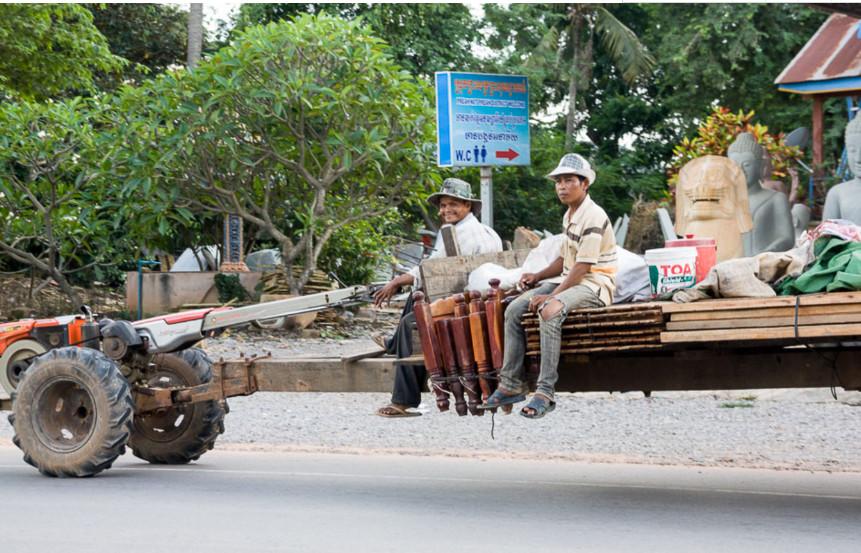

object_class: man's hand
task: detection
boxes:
[373,281,401,308]
[373,273,414,308]
[519,272,540,290]
[528,294,551,313]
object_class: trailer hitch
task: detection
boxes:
[134,353,268,413]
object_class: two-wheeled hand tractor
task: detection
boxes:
[0,287,373,477]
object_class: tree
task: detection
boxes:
[118,14,438,293]
[0,4,124,100]
[0,99,122,307]
[642,4,827,136]
[560,6,655,150]
[85,3,189,86]
[230,3,482,78]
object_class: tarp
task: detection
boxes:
[777,237,861,295]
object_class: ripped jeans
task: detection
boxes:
[499,282,603,400]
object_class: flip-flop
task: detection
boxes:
[376,404,422,418]
[477,388,526,410]
[520,395,556,419]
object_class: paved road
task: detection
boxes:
[0,446,859,553]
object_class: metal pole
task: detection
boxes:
[479,166,493,228]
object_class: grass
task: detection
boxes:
[719,401,755,409]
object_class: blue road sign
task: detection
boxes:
[435,72,530,167]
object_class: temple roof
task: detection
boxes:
[775,13,861,95]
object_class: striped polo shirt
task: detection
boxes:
[557,195,617,305]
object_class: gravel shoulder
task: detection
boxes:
[2,319,860,472]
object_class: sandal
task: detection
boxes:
[520,394,556,419]
[477,388,526,410]
[376,404,422,418]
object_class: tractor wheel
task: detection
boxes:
[129,348,225,464]
[0,339,47,395]
[8,347,133,477]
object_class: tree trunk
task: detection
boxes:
[187,3,203,70]
[53,271,84,311]
[565,7,584,151]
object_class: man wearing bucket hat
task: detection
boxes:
[479,153,617,418]
[375,177,502,418]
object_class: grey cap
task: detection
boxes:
[546,153,596,185]
[427,178,481,215]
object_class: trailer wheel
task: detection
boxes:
[130,348,225,464]
[8,347,133,477]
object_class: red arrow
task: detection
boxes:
[495,148,519,161]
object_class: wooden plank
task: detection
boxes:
[419,249,530,301]
[526,335,661,354]
[526,328,661,343]
[669,303,861,322]
[666,312,861,331]
[236,357,396,393]
[660,291,861,314]
[522,315,665,331]
[661,322,861,344]
[523,309,663,324]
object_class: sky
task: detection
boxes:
[196,1,493,33]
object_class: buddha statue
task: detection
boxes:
[823,115,861,224]
[727,133,795,255]
[676,155,752,261]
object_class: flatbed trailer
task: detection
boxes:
[3,256,860,476]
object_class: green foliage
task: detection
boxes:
[0,4,124,100]
[115,14,438,293]
[214,273,250,304]
[0,98,128,305]
[318,212,402,285]
[85,3,189,87]
[230,3,481,78]
[642,4,827,136]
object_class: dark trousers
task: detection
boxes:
[387,294,426,408]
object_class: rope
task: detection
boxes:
[792,295,842,401]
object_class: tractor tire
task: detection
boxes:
[8,347,133,477]
[0,339,47,395]
[129,348,225,464]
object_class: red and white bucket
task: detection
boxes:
[664,234,717,284]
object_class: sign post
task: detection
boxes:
[435,72,530,228]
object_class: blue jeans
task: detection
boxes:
[499,282,603,399]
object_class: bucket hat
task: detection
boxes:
[546,153,596,185]
[427,178,481,215]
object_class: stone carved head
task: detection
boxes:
[727,132,764,189]
[676,155,753,234]
[845,115,861,178]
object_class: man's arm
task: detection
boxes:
[519,256,563,289]
[528,261,592,313]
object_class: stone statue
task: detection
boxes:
[727,133,795,255]
[676,155,752,261]
[823,115,861,225]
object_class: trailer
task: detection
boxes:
[2,249,860,477]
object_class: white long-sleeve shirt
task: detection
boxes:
[408,212,503,288]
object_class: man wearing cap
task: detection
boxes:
[480,154,617,418]
[375,177,502,417]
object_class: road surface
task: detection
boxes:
[0,446,859,552]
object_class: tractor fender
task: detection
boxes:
[99,320,143,346]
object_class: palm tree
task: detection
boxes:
[562,5,655,149]
[187,3,203,69]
